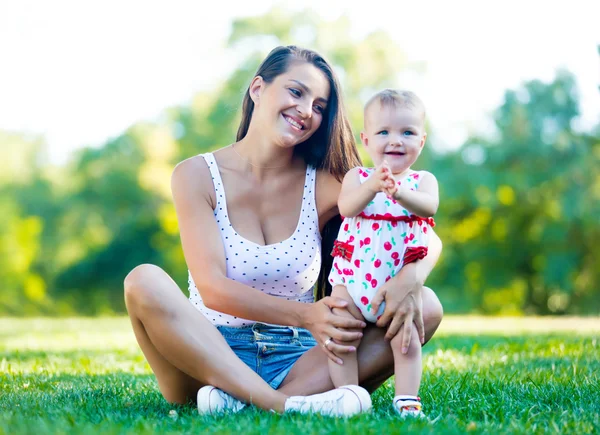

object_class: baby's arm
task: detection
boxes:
[338,166,391,218]
[390,171,439,217]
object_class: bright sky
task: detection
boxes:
[1,0,599,165]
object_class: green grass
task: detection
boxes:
[1,317,599,434]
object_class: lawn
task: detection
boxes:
[1,316,598,434]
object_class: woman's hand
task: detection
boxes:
[369,263,425,353]
[301,297,366,364]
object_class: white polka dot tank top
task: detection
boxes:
[188,153,322,327]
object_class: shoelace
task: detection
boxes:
[214,390,244,411]
[294,391,345,414]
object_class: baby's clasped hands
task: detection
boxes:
[366,162,396,194]
[381,161,398,198]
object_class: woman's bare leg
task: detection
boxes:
[278,286,443,395]
[124,264,289,411]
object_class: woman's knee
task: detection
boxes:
[124,263,167,309]
[422,286,443,341]
[160,385,193,406]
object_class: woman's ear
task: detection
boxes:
[249,76,264,104]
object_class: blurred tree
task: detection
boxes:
[1,9,598,315]
[52,129,184,313]
[429,70,600,314]
[0,132,57,314]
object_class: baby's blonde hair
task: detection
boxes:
[364,89,426,125]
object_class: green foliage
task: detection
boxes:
[1,317,599,433]
[0,9,598,315]
[429,70,600,314]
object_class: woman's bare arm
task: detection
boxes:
[172,157,365,361]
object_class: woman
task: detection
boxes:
[124,46,443,416]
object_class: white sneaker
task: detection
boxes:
[197,385,246,415]
[392,395,427,419]
[284,385,372,417]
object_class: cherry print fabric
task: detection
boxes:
[328,167,434,323]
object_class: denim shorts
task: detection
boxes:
[216,322,317,390]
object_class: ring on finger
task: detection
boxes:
[323,337,332,349]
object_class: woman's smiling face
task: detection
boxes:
[252,61,330,148]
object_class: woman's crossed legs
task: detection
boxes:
[123,264,443,411]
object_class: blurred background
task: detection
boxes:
[1,0,599,316]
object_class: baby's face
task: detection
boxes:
[361,104,427,174]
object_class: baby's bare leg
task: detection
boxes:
[328,285,365,387]
[390,323,422,396]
